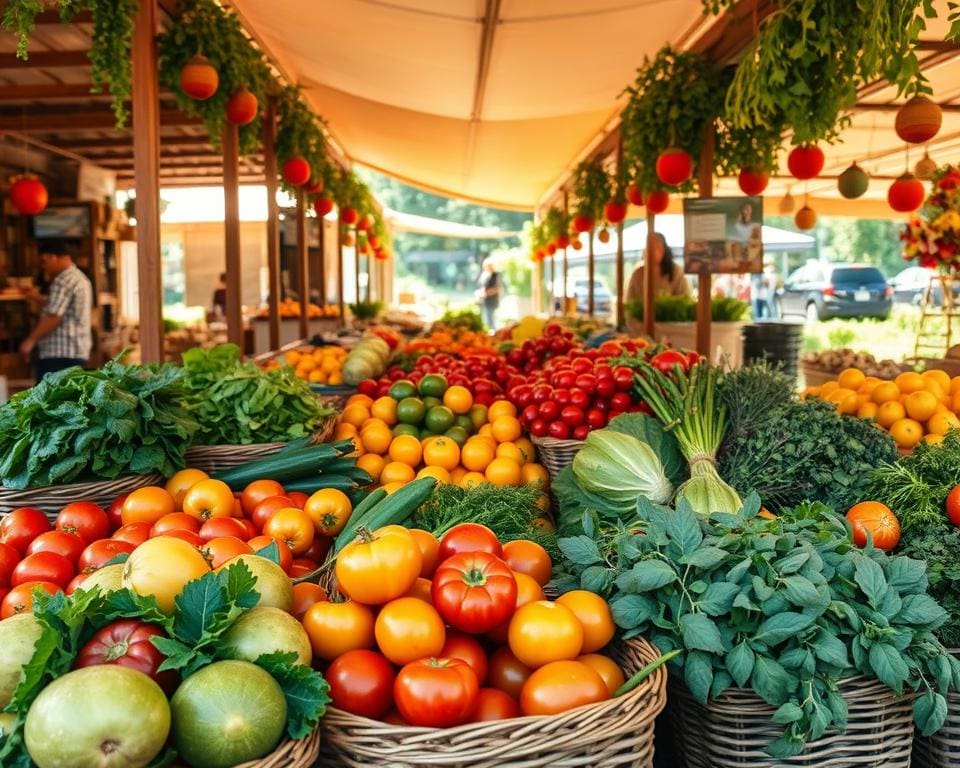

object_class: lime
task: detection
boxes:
[419,374,448,398]
[389,379,417,401]
[397,397,427,425]
[454,414,475,434]
[469,404,489,431]
[422,396,443,410]
[445,426,469,447]
[425,405,455,434]
[392,423,420,438]
[419,429,438,440]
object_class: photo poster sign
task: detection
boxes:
[682,196,763,274]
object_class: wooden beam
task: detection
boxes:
[34,10,94,23]
[0,51,90,69]
[117,176,264,188]
[58,135,212,151]
[696,128,715,358]
[0,109,200,131]
[0,83,104,100]
[132,0,163,364]
[354,231,360,307]
[855,102,960,114]
[263,98,281,352]
[317,211,326,307]
[562,190,569,315]
[471,0,501,121]
[296,192,309,340]
[98,154,227,167]
[223,123,243,347]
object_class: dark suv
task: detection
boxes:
[776,263,892,321]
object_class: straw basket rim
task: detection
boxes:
[236,727,321,768]
[0,473,164,518]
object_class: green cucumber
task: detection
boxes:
[333,478,437,554]
[283,475,359,493]
[333,488,387,553]
[213,443,348,489]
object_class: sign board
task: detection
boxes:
[682,196,763,274]
[77,163,117,202]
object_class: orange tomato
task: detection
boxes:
[291,582,327,620]
[488,572,546,644]
[122,536,210,613]
[334,422,358,440]
[846,500,901,551]
[303,489,352,536]
[303,599,376,660]
[356,453,386,483]
[895,371,924,394]
[485,457,522,487]
[341,403,372,428]
[149,512,201,537]
[520,463,550,490]
[461,439,495,472]
[514,437,536,464]
[201,536,253,569]
[360,421,393,455]
[443,386,474,414]
[182,479,236,522]
[905,390,938,422]
[502,540,552,586]
[239,479,285,518]
[374,597,446,665]
[165,468,209,510]
[836,368,865,391]
[495,442,525,464]
[121,487,176,526]
[555,590,616,653]
[459,471,486,489]
[247,535,293,574]
[381,461,417,485]
[417,466,451,483]
[389,435,423,467]
[371,396,398,426]
[577,654,625,696]
[490,416,522,444]
[519,660,608,716]
[486,400,517,421]
[468,688,520,722]
[508,600,584,668]
[262,507,315,555]
[404,576,434,603]
[876,400,906,429]
[423,437,460,471]
[335,525,422,605]
[889,417,923,449]
[488,646,532,700]
[408,528,440,578]
[870,381,901,405]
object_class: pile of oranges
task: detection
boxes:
[404,329,499,358]
[281,345,348,386]
[333,389,550,503]
[805,367,960,449]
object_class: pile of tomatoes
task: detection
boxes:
[0,470,357,619]
[304,522,625,727]
[503,323,580,374]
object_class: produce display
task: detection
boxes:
[802,349,904,380]
[255,298,339,319]
[274,344,348,385]
[341,334,394,385]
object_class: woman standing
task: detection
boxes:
[477,259,503,330]
[625,232,691,303]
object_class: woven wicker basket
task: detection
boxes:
[319,637,667,768]
[913,650,960,768]
[0,473,163,519]
[530,435,584,480]
[668,676,914,768]
[237,727,322,768]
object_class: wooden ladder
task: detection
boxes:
[914,273,960,359]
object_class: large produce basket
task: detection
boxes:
[530,434,584,479]
[913,650,960,768]
[0,473,163,518]
[800,363,837,389]
[319,637,667,768]
[668,676,914,768]
[239,727,322,767]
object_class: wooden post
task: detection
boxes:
[337,217,345,326]
[317,212,326,307]
[296,192,308,341]
[131,0,163,363]
[588,228,595,317]
[643,212,655,338]
[696,128,715,357]
[616,221,625,329]
[262,99,281,351]
[549,254,555,315]
[354,233,360,306]
[222,123,243,347]
[562,190,569,315]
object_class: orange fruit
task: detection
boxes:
[356,453,386,483]
[831,389,858,415]
[924,433,945,445]
[876,400,906,429]
[487,400,517,421]
[417,465,451,483]
[871,381,901,404]
[341,403,372,428]
[388,434,423,467]
[928,411,960,436]
[819,381,839,397]
[380,461,417,485]
[895,371,924,394]
[496,442,525,464]
[857,402,879,420]
[889,418,923,449]
[443,386,474,414]
[484,457,522,487]
[333,422,358,440]
[422,437,461,471]
[371,396,398,426]
[521,463,550,490]
[802,387,820,398]
[515,437,536,464]
[360,421,393,455]
[346,393,374,409]
[449,466,467,485]
[461,438,496,472]
[491,415,522,443]
[905,390,938,422]
[922,369,951,392]
[837,368,866,391]
[950,376,960,395]
[459,471,486,489]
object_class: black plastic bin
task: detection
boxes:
[741,321,805,381]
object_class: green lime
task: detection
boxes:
[422,396,443,410]
[397,397,426,425]
[454,414,475,434]
[445,426,469,447]
[389,379,417,401]
[425,405,455,434]
[469,404,489,431]
[419,374,448,398]
[392,423,420,438]
[419,429,438,440]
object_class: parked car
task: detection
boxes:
[572,279,612,315]
[776,263,892,321]
[889,265,956,306]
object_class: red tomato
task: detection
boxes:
[520,404,540,426]
[150,512,201,538]
[469,687,520,722]
[55,502,109,544]
[75,619,177,692]
[394,658,479,728]
[303,536,331,564]
[201,536,253,569]
[251,495,295,532]
[487,646,532,700]
[1,581,60,619]
[106,495,127,531]
[157,529,204,548]
[547,421,571,440]
[650,349,690,375]
[326,649,396,719]
[112,522,151,548]
[529,419,548,437]
[248,535,293,573]
[573,425,590,441]
[78,539,134,573]
[0,507,52,556]
[438,523,502,560]
[432,551,517,633]
[287,491,309,509]
[538,401,560,421]
[66,572,90,595]
[291,582,327,620]
[12,551,74,588]
[609,392,632,412]
[0,542,18,587]
[240,479,286,517]
[569,389,590,410]
[612,366,634,391]
[561,405,585,427]
[553,389,572,408]
[26,531,85,564]
[947,486,960,527]
[235,518,258,540]
[440,632,489,685]
[198,516,248,542]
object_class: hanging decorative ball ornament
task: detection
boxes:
[179,54,219,101]
[357,213,375,231]
[282,157,311,186]
[787,145,825,180]
[887,173,926,212]
[626,182,644,206]
[837,162,869,199]
[597,229,611,244]
[9,175,48,215]
[655,147,694,186]
[571,214,594,233]
[340,207,359,225]
[303,177,324,195]
[225,89,258,125]
[368,235,381,250]
[547,242,557,256]
[915,151,937,180]
[343,231,356,247]
[556,233,571,249]
[314,195,335,216]
[778,191,796,214]
[794,205,817,230]
[571,238,583,251]
[645,190,670,214]
[737,168,769,196]
[603,200,627,223]
[535,247,547,261]
[895,95,942,144]
[375,249,389,261]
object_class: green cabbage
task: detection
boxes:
[571,430,673,513]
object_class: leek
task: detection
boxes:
[633,361,742,518]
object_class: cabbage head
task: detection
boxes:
[571,430,673,512]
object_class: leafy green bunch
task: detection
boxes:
[625,295,749,323]
[542,206,568,244]
[555,496,960,757]
[0,558,330,767]
[158,0,272,154]
[0,360,198,489]
[572,160,612,223]
[181,344,333,446]
[275,85,331,194]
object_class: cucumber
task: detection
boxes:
[213,443,347,489]
[283,475,359,493]
[333,478,437,554]
[333,488,387,553]
[348,488,370,508]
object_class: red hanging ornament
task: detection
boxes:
[225,89,258,125]
[179,55,219,101]
[571,214,594,233]
[341,207,360,225]
[547,243,557,256]
[571,239,583,251]
[794,205,817,230]
[626,182,644,207]
[655,147,694,187]
[314,195,335,216]
[895,95,942,144]
[737,168,769,196]
[375,248,389,261]
[787,145,824,180]
[357,213,375,231]
[603,200,627,224]
[887,173,926,213]
[343,231,356,247]
[282,157,311,186]
[556,233,571,249]
[368,235,380,250]
[9,175,48,215]
[597,229,611,244]
[645,190,670,214]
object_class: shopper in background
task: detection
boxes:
[625,232,691,304]
[19,239,92,378]
[477,258,503,330]
[211,272,228,319]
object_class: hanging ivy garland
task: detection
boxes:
[275,85,331,195]
[572,160,611,224]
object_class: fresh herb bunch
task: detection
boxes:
[719,398,897,514]
[626,295,749,323]
[555,496,960,757]
[717,362,795,445]
[899,519,960,648]
[572,160,612,222]
[348,301,384,321]
[0,360,198,488]
[436,307,484,333]
[181,344,333,446]
[0,559,330,766]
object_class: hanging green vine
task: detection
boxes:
[157,0,271,154]
[714,118,785,176]
[572,160,611,221]
[276,85,330,194]
[542,206,568,244]
[2,0,43,59]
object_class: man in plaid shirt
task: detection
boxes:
[19,239,92,379]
